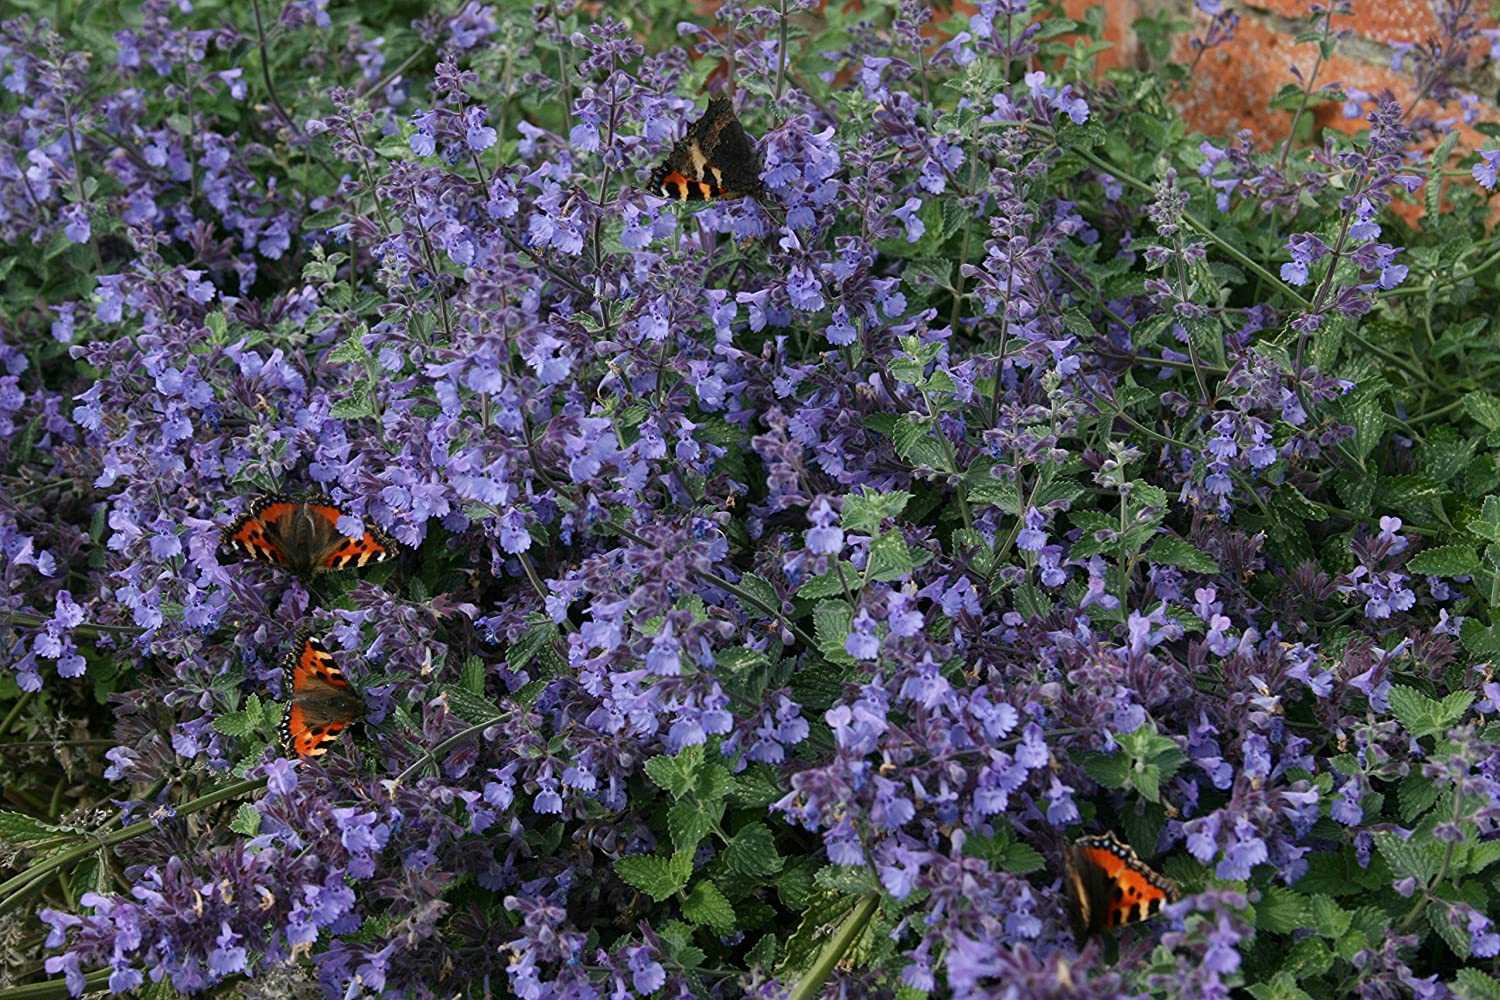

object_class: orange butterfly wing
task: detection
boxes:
[1065,832,1178,938]
[218,494,401,573]
[297,501,400,571]
[281,633,361,758]
[218,497,297,566]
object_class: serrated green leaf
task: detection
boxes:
[1000,842,1045,875]
[1077,750,1129,789]
[1309,895,1353,939]
[967,472,1021,513]
[668,799,720,853]
[1455,967,1500,1000]
[616,851,693,902]
[229,803,261,836]
[1389,684,1442,737]
[1397,774,1440,823]
[645,745,704,800]
[682,880,736,934]
[1461,391,1500,431]
[866,531,918,582]
[1461,619,1500,659]
[724,822,785,878]
[813,600,855,665]
[507,617,561,673]
[1247,974,1316,1000]
[1406,545,1482,577]
[1257,886,1314,933]
[460,655,486,696]
[728,766,785,809]
[440,685,505,726]
[1430,902,1471,959]
[796,561,861,600]
[330,382,375,420]
[892,416,955,472]
[1145,536,1220,574]
[1468,496,1500,543]
[1374,832,1441,882]
[0,809,65,844]
[734,573,783,619]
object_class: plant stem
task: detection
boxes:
[249,0,299,137]
[774,0,789,104]
[788,893,879,1000]
[0,693,34,740]
[394,717,509,785]
[1060,143,1311,308]
[1276,8,1332,173]
[0,969,112,1000]
[0,777,266,911]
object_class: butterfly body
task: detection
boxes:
[282,632,363,758]
[650,97,763,202]
[1063,831,1178,939]
[218,494,399,575]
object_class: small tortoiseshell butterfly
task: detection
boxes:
[649,97,763,202]
[282,631,363,758]
[1063,831,1179,938]
[218,494,400,576]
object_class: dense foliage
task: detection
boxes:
[4,0,1500,996]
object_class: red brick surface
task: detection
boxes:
[1247,0,1444,46]
[1172,1,1498,149]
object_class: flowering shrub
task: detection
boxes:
[3,0,1500,996]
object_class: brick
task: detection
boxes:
[1246,0,1448,46]
[1062,0,1145,71]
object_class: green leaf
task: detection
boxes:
[212,693,265,738]
[967,472,1021,513]
[724,822,785,878]
[460,655,486,696]
[1467,496,1500,543]
[668,799,721,853]
[866,531,919,582]
[229,803,261,836]
[1461,619,1500,659]
[330,382,375,420]
[645,745,704,800]
[507,617,561,672]
[728,766,785,809]
[734,573,783,619]
[1309,895,1353,940]
[440,685,504,726]
[1145,536,1221,574]
[1461,391,1500,431]
[1374,832,1441,883]
[1455,968,1500,1000]
[1430,903,1471,959]
[1077,750,1129,789]
[1397,774,1440,823]
[1406,545,1482,577]
[796,561,861,600]
[1350,393,1386,461]
[1247,974,1316,1000]
[0,809,64,844]
[616,851,693,902]
[999,841,1046,875]
[682,880,736,934]
[813,600,856,665]
[892,416,955,473]
[1256,886,1313,934]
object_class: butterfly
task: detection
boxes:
[649,97,763,202]
[218,494,401,576]
[281,631,364,758]
[1062,830,1179,938]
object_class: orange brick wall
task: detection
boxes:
[1063,0,1499,149]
